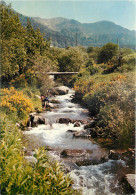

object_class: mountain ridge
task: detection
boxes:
[31,16,135,48]
[11,6,136,49]
[1,1,135,48]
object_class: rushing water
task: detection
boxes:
[24,88,133,195]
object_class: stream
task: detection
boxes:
[24,88,134,195]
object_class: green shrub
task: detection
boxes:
[117,53,136,72]
[74,71,135,148]
[96,102,135,148]
[97,42,118,63]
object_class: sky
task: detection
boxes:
[5,0,136,30]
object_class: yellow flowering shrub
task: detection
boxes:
[74,73,126,97]
[1,87,32,121]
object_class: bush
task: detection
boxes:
[97,42,118,63]
[74,73,127,114]
[0,87,32,123]
[96,102,135,148]
[117,53,135,72]
[19,87,42,113]
[85,59,99,75]
[58,47,88,72]
[74,71,135,147]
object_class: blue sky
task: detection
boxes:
[6,0,136,30]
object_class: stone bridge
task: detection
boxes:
[47,72,78,80]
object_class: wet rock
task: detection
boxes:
[76,157,108,166]
[109,149,135,162]
[67,130,77,133]
[109,149,129,160]
[72,119,88,125]
[62,161,79,173]
[58,118,72,124]
[55,86,69,95]
[48,103,55,108]
[60,150,68,157]
[37,116,46,124]
[50,99,60,104]
[57,118,88,125]
[74,122,81,127]
[73,130,91,139]
[122,174,135,194]
[28,114,46,127]
[60,149,86,158]
[109,150,121,160]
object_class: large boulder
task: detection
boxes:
[58,118,72,124]
[72,119,88,125]
[48,103,55,108]
[75,157,108,166]
[73,130,91,139]
[33,116,46,126]
[55,86,69,95]
[72,119,87,124]
[109,149,135,161]
[50,99,61,104]
[74,122,81,127]
[60,149,86,158]
[28,113,46,127]
[122,174,135,194]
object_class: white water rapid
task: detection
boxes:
[24,88,128,195]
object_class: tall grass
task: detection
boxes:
[0,118,80,194]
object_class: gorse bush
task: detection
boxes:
[1,87,32,123]
[0,118,80,195]
[74,71,135,147]
[74,73,126,103]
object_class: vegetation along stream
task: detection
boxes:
[24,88,134,195]
[1,2,135,194]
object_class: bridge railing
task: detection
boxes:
[47,72,78,75]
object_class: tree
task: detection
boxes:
[97,42,118,63]
[85,59,98,75]
[58,47,88,72]
[0,3,53,89]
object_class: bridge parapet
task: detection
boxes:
[47,72,78,75]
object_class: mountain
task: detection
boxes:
[19,15,74,47]
[32,17,135,49]
[1,1,135,48]
[18,12,136,49]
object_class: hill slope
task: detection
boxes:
[20,14,135,48]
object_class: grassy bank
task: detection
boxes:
[73,71,135,148]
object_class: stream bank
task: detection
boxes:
[23,87,135,195]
